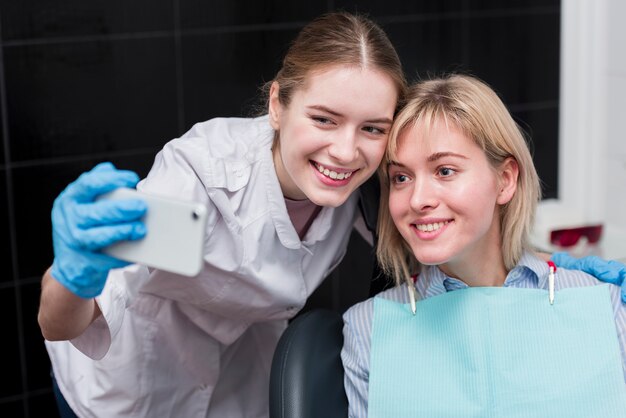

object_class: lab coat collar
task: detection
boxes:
[262,146,336,250]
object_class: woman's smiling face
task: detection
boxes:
[270,64,398,207]
[387,118,514,280]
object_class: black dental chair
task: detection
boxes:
[269,309,348,418]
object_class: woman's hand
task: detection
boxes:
[50,162,147,298]
[550,252,626,302]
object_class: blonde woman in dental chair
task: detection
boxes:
[342,74,626,418]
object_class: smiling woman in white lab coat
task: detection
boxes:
[38,12,406,418]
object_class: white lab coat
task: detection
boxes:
[45,116,360,417]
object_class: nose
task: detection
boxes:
[409,176,439,213]
[327,128,358,163]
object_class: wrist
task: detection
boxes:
[51,259,104,299]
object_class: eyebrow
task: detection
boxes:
[307,105,393,125]
[387,151,468,167]
[426,151,468,162]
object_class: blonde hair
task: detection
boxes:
[377,74,541,286]
[263,12,407,118]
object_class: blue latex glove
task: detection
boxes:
[50,162,147,298]
[551,251,626,303]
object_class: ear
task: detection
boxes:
[268,81,282,130]
[496,157,519,205]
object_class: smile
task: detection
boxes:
[414,220,450,232]
[313,162,355,180]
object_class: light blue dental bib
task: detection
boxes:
[369,285,626,417]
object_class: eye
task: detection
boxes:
[391,174,410,184]
[438,167,456,177]
[362,125,386,135]
[312,116,334,125]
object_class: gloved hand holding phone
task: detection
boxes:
[50,162,147,298]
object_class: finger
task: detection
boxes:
[64,165,141,202]
[553,252,625,285]
[88,250,134,270]
[600,260,626,285]
[550,252,577,269]
[580,257,623,285]
[91,162,117,173]
[552,253,604,274]
[74,199,147,228]
[73,222,147,251]
[54,251,131,281]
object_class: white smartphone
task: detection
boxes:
[96,187,208,276]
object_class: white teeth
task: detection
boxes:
[415,221,449,232]
[315,163,354,181]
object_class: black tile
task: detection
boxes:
[0,102,5,164]
[28,391,61,418]
[179,0,327,29]
[512,106,559,199]
[335,0,466,17]
[384,19,468,83]
[0,169,14,284]
[21,282,52,391]
[5,38,180,162]
[114,152,160,181]
[0,400,25,417]
[0,0,174,41]
[467,0,560,11]
[0,287,23,398]
[13,153,157,280]
[180,29,298,125]
[468,13,560,106]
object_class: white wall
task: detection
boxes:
[532,0,626,261]
[606,0,626,230]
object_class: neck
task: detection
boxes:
[272,144,307,200]
[439,257,508,287]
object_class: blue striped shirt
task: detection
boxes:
[341,252,626,418]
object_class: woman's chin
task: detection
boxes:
[412,249,450,267]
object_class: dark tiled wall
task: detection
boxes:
[0,1,560,415]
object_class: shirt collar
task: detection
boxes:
[415,251,550,298]
[516,251,551,289]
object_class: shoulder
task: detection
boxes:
[139,116,274,199]
[556,266,614,289]
[519,251,616,291]
[557,266,624,305]
[170,115,274,160]
[343,298,374,328]
[343,285,408,326]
